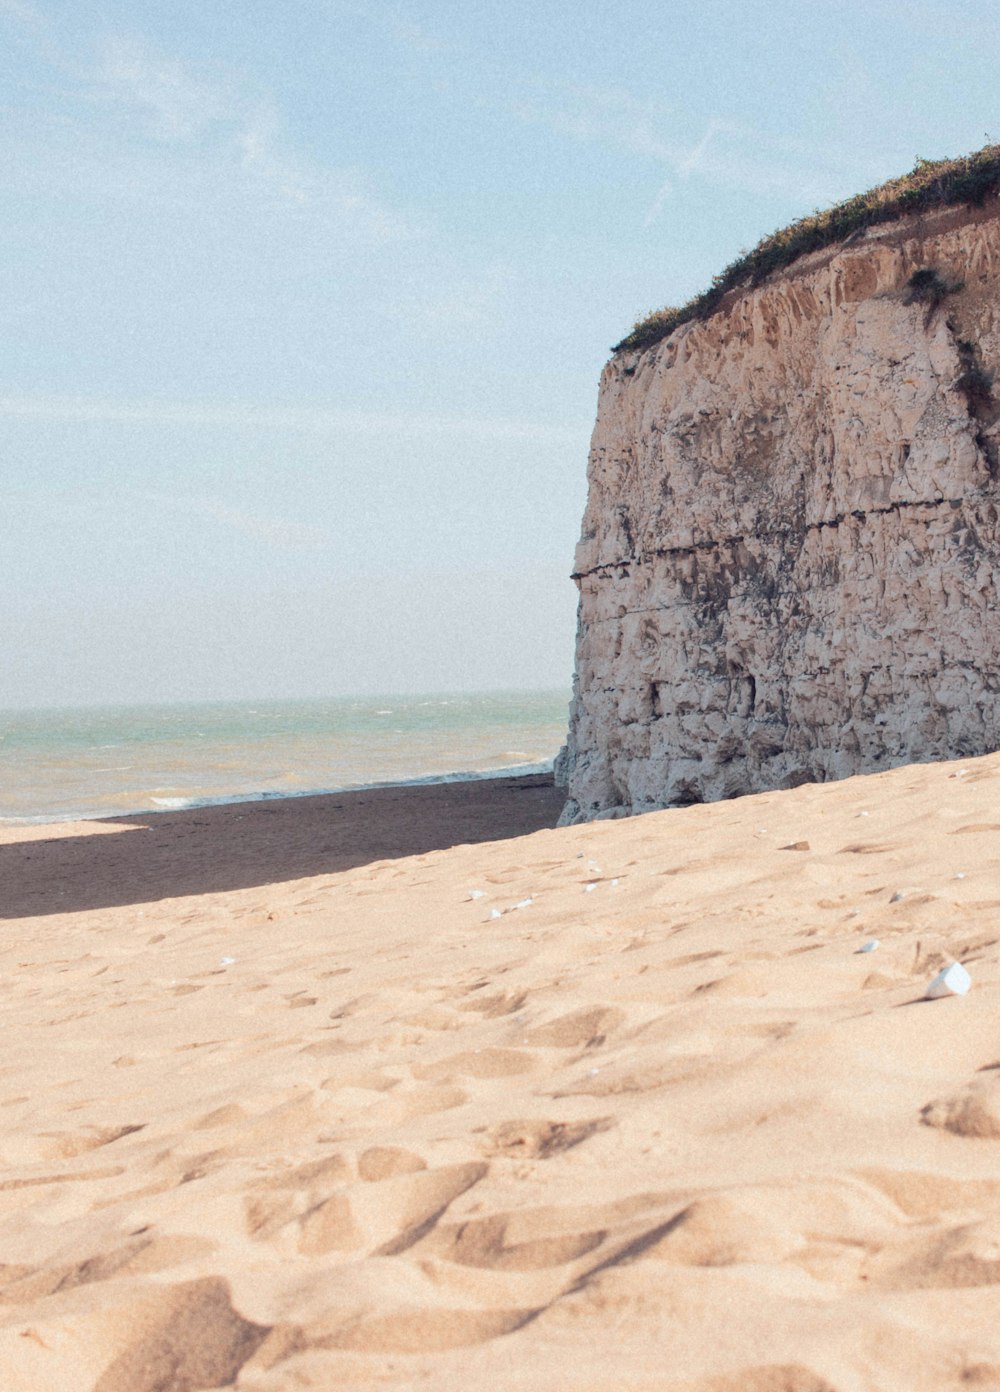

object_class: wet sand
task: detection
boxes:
[0,772,565,919]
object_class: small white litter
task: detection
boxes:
[611,878,619,887]
[220,956,236,966]
[584,883,597,893]
[925,962,971,999]
[857,939,879,954]
[467,889,486,900]
[490,908,503,920]
[954,873,967,880]
[515,897,533,910]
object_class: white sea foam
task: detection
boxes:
[137,760,557,817]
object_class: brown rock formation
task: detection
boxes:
[560,199,1000,822]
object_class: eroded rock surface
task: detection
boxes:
[561,201,1000,822]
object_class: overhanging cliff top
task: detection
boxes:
[614,143,1000,357]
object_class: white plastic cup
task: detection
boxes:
[925,962,971,999]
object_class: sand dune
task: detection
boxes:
[3,757,1000,1390]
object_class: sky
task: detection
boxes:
[3,0,1000,707]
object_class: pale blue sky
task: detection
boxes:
[3,0,998,706]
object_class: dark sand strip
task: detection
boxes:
[0,773,565,919]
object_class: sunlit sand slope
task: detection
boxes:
[3,756,1000,1390]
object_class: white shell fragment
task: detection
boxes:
[857,939,880,954]
[467,889,486,900]
[925,962,972,999]
[489,898,533,920]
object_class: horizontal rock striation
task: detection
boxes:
[560,199,1000,822]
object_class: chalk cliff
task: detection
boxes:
[560,198,1000,822]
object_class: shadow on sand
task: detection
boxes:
[1,774,566,920]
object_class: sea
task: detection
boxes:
[0,690,571,825]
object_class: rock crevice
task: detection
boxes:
[571,493,972,584]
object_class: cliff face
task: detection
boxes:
[560,199,1000,822]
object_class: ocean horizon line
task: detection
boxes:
[0,686,572,718]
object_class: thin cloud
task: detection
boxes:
[95,36,230,142]
[9,23,417,244]
[513,78,893,216]
[676,120,720,177]
[0,394,590,445]
[642,179,674,229]
[643,120,719,225]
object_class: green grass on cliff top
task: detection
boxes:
[615,143,1000,356]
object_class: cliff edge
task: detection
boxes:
[560,172,1000,823]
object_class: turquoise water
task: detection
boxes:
[0,691,570,824]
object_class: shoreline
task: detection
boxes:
[0,770,566,919]
[0,757,559,830]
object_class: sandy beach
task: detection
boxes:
[4,758,1000,1390]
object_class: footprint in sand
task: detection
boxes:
[426,1209,606,1270]
[14,1123,146,1164]
[921,1073,1000,1138]
[244,1154,353,1242]
[297,1160,487,1257]
[457,989,529,1018]
[0,1231,213,1305]
[862,1215,1000,1291]
[89,1277,273,1392]
[524,1006,624,1049]
[483,1116,613,1159]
